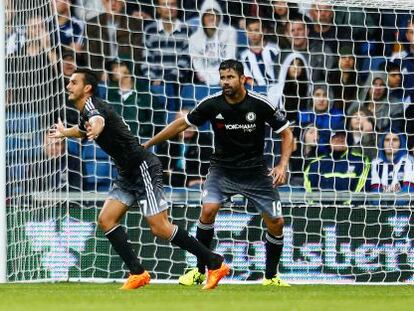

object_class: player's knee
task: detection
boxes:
[98,213,116,232]
[274,217,285,227]
[149,222,171,240]
[201,204,220,223]
[267,217,284,235]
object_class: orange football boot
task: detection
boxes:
[202,263,230,290]
[120,271,151,290]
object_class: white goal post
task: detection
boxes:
[0,0,8,284]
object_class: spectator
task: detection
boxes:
[44,134,65,159]
[84,0,143,78]
[384,61,412,144]
[385,61,411,109]
[349,71,404,132]
[301,124,319,160]
[304,130,370,193]
[62,50,77,80]
[106,61,165,140]
[7,15,58,114]
[370,131,414,205]
[6,0,25,55]
[328,45,359,112]
[406,103,414,151]
[381,10,412,57]
[73,0,105,22]
[269,54,310,123]
[239,18,279,86]
[219,0,272,30]
[125,0,154,21]
[268,53,310,179]
[22,15,58,64]
[391,18,414,102]
[277,18,335,83]
[307,3,353,54]
[42,134,66,190]
[299,84,345,154]
[41,133,81,191]
[142,0,192,110]
[53,0,85,52]
[267,1,305,50]
[289,124,319,185]
[189,0,237,85]
[346,108,377,160]
[157,109,213,189]
[335,6,380,44]
[62,50,81,126]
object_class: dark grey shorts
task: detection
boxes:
[202,166,282,218]
[108,156,168,217]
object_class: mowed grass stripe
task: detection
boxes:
[1,284,413,311]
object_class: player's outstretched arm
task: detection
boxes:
[143,117,190,149]
[48,118,86,139]
[269,126,294,187]
[86,116,105,141]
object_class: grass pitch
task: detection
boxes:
[1,283,413,311]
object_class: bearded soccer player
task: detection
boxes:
[144,59,294,286]
[49,69,229,290]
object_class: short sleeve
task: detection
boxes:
[85,107,104,120]
[266,107,290,134]
[79,99,106,131]
[186,100,212,127]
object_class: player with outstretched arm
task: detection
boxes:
[144,59,294,286]
[49,69,229,290]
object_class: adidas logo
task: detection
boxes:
[216,113,224,120]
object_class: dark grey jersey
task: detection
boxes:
[186,90,289,169]
[78,96,153,177]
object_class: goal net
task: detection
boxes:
[3,0,414,284]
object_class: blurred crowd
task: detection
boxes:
[5,0,414,204]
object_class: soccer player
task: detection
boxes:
[144,59,294,286]
[48,68,229,290]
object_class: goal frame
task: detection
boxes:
[1,0,8,284]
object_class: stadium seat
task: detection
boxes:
[185,16,199,33]
[81,140,115,191]
[82,140,110,160]
[67,138,81,157]
[151,83,178,111]
[180,84,221,107]
[6,112,41,162]
[6,136,41,162]
[180,84,198,108]
[6,112,40,134]
[236,29,248,57]
[6,161,29,196]
[252,85,269,95]
[83,160,112,191]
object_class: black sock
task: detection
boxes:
[169,225,222,270]
[195,220,215,274]
[105,225,145,275]
[265,232,284,279]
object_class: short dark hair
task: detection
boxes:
[219,59,244,76]
[74,68,98,94]
[245,17,261,29]
[287,17,307,27]
[385,61,401,73]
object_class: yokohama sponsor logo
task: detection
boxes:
[225,123,256,132]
